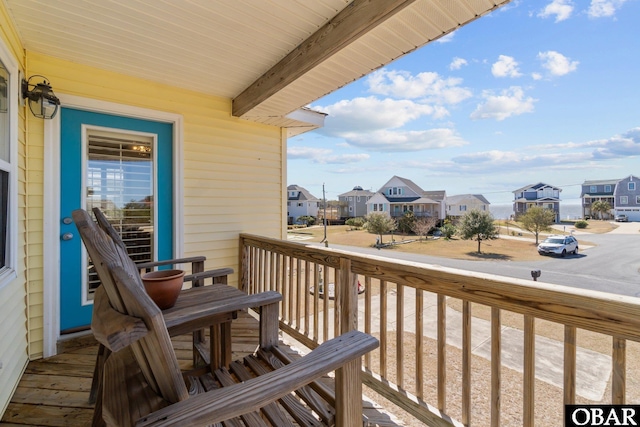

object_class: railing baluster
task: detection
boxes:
[296,258,302,330]
[258,248,264,293]
[564,325,576,405]
[334,267,340,338]
[416,288,424,400]
[437,294,446,412]
[275,253,282,317]
[381,280,388,379]
[491,307,501,427]
[313,263,319,342]
[364,276,372,369]
[612,336,626,404]
[304,260,310,336]
[523,315,535,427]
[397,283,404,388]
[282,255,289,324]
[323,265,329,342]
[462,301,471,426]
[288,256,294,325]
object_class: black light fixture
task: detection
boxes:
[21,75,60,119]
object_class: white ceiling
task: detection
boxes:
[5,0,510,130]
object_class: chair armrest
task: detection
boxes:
[184,267,234,286]
[136,256,207,272]
[136,330,379,427]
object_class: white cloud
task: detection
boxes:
[530,127,640,159]
[450,57,468,70]
[491,55,522,78]
[588,0,629,17]
[470,87,536,121]
[538,0,574,22]
[287,146,370,164]
[531,72,543,80]
[316,96,437,135]
[344,128,468,152]
[538,51,579,76]
[366,69,472,105]
[436,32,455,43]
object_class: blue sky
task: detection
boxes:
[287,0,640,205]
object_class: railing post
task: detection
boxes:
[335,257,361,426]
[239,235,249,292]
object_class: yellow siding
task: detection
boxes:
[0,2,29,419]
[25,52,286,357]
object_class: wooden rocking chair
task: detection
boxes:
[74,208,378,426]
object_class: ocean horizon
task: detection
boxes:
[489,203,583,221]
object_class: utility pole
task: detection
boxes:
[320,183,327,243]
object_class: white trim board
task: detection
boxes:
[42,95,184,357]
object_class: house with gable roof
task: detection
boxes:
[366,176,446,222]
[446,194,491,218]
[613,175,640,221]
[338,186,374,219]
[513,182,562,223]
[287,185,320,224]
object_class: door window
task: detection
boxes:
[85,128,155,295]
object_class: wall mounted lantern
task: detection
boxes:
[21,75,60,119]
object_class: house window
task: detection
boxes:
[348,196,353,201]
[378,204,384,211]
[590,185,597,193]
[547,204,554,209]
[605,185,611,192]
[620,196,628,204]
[349,206,353,212]
[0,49,16,287]
[460,205,467,211]
[373,204,378,211]
[629,182,636,191]
[637,196,640,204]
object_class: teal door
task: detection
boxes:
[59,107,174,333]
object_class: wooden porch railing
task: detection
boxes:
[239,233,640,426]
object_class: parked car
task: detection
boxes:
[615,214,628,222]
[537,235,578,257]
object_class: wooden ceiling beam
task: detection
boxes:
[232,0,416,117]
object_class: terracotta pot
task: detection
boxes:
[141,269,185,309]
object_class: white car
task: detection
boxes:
[537,235,578,257]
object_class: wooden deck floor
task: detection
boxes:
[1,312,400,427]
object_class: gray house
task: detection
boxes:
[338,186,374,219]
[580,179,617,219]
[513,182,561,223]
[366,176,446,221]
[613,175,640,221]
[287,184,320,224]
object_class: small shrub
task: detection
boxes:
[440,223,456,239]
[345,217,365,230]
[574,220,588,229]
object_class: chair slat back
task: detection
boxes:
[73,208,188,404]
[92,207,129,254]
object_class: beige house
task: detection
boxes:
[0,0,528,423]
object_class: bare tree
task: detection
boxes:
[411,216,438,241]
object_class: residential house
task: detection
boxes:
[580,179,617,219]
[613,175,640,221]
[366,176,446,222]
[0,0,544,424]
[338,186,374,219]
[287,184,320,224]
[513,183,562,223]
[446,194,491,218]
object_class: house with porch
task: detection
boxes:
[4,1,640,426]
[366,176,446,222]
[580,178,618,219]
[513,182,562,223]
[287,184,320,224]
[338,186,375,219]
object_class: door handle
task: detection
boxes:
[61,232,74,241]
